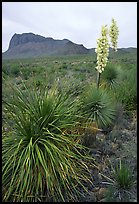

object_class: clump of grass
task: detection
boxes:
[2,83,94,202]
[112,160,134,189]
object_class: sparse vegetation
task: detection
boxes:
[103,159,136,202]
[112,160,134,189]
[2,47,137,202]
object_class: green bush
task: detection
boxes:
[11,65,21,77]
[114,66,137,111]
[2,84,93,202]
[61,62,67,69]
[21,69,31,80]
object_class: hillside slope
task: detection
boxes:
[3,33,90,59]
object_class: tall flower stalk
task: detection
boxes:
[109,18,119,52]
[95,25,109,88]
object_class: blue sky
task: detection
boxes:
[2,2,137,52]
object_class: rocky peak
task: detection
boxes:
[8,33,47,50]
[3,32,92,59]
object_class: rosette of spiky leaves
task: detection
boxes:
[101,63,118,89]
[2,84,93,202]
[95,25,110,73]
[109,18,119,52]
[79,85,116,128]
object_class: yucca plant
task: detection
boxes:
[2,83,94,202]
[79,85,116,129]
[112,160,134,189]
[101,159,134,190]
[101,63,118,89]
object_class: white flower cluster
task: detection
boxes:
[95,25,109,73]
[109,18,119,52]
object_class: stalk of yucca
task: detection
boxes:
[95,18,119,89]
[2,84,94,202]
[79,85,116,129]
[95,25,109,89]
[109,18,119,52]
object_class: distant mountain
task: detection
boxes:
[2,33,90,59]
[2,33,137,59]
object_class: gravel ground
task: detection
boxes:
[80,110,137,202]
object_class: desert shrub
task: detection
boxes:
[115,83,136,111]
[114,66,137,111]
[61,62,67,69]
[57,77,85,97]
[32,77,46,89]
[2,84,93,202]
[21,68,31,80]
[79,84,116,129]
[11,65,21,77]
[2,64,21,77]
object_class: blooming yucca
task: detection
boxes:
[95,19,119,88]
[95,25,109,74]
[109,18,119,51]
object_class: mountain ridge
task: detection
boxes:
[2,33,137,59]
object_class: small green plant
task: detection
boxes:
[2,84,94,202]
[112,160,134,189]
[102,159,135,202]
